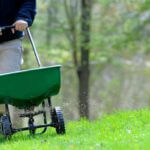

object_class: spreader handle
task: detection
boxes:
[0,25,15,35]
[0,25,15,30]
[26,28,42,67]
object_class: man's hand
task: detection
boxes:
[12,20,28,33]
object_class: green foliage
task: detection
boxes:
[91,0,150,62]
[22,0,150,67]
[0,109,150,150]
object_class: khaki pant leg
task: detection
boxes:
[0,39,23,127]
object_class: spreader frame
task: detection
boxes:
[0,26,65,138]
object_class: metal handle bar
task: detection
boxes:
[0,25,15,31]
[26,28,42,67]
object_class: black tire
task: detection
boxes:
[52,107,65,135]
[0,115,12,138]
[0,116,2,135]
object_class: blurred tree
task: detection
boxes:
[63,0,92,118]
[46,0,59,47]
[24,0,150,119]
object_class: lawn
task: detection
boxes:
[0,109,150,150]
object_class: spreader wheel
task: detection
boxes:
[52,107,65,134]
[0,115,12,138]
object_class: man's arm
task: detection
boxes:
[13,0,36,31]
[16,0,36,26]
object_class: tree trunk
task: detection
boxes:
[78,66,90,118]
[78,0,91,118]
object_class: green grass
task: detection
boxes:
[0,109,150,150]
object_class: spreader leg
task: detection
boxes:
[42,102,47,125]
[5,104,9,115]
[28,115,35,135]
[5,104,12,125]
[40,101,47,134]
[48,97,53,116]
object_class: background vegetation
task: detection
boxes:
[21,0,150,120]
[1,1,150,149]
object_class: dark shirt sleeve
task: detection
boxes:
[16,0,36,26]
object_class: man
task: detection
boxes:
[0,0,36,126]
